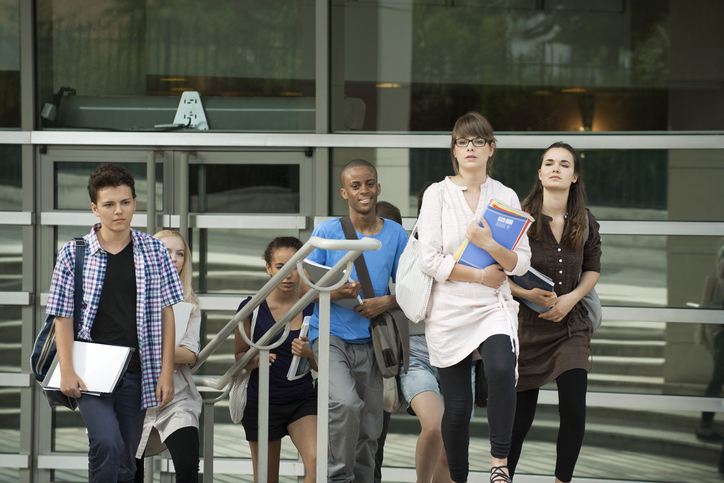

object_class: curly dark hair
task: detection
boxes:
[87,163,136,204]
[262,236,303,265]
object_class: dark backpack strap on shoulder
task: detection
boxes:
[339,217,375,300]
[73,237,86,340]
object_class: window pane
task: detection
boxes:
[0,225,21,293]
[330,148,724,222]
[332,0,724,132]
[0,145,22,210]
[0,0,20,128]
[190,164,300,214]
[0,308,21,374]
[55,162,163,211]
[36,0,315,132]
[0,387,20,453]
[190,228,299,295]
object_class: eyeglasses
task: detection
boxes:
[455,138,489,148]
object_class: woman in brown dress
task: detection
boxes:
[507,142,602,483]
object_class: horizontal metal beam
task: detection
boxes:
[331,217,724,237]
[0,454,29,469]
[0,292,31,305]
[0,373,32,387]
[604,306,723,324]
[22,131,724,149]
[540,389,724,412]
[40,212,306,230]
[0,131,31,144]
[0,212,33,225]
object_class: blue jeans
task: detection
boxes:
[76,371,146,483]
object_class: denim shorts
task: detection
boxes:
[399,355,475,418]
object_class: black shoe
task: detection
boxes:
[490,466,512,483]
[696,428,724,443]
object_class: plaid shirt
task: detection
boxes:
[46,224,185,409]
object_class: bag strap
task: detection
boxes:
[339,216,375,300]
[250,306,260,340]
[73,237,86,340]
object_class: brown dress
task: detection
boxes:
[516,210,602,392]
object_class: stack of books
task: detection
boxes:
[453,199,534,269]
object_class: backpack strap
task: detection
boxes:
[73,237,86,340]
[339,216,375,300]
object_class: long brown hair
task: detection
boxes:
[450,112,498,177]
[522,142,588,248]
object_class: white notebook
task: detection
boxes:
[303,259,363,310]
[42,341,134,396]
[287,316,312,381]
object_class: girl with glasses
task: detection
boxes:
[417,111,532,483]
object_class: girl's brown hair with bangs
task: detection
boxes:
[450,111,498,177]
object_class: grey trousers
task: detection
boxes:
[313,336,383,483]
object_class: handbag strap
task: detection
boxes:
[339,216,376,300]
[73,237,86,339]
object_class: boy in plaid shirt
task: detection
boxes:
[47,164,184,482]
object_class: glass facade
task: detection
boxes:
[332,0,724,133]
[0,0,20,128]
[55,161,163,211]
[35,0,316,132]
[331,147,724,222]
[2,1,723,482]
[190,164,300,213]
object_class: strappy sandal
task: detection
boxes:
[490,465,512,483]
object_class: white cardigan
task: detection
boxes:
[417,177,531,368]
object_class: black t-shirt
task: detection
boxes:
[91,241,140,372]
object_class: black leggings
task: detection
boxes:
[438,334,517,483]
[508,368,587,483]
[134,426,199,483]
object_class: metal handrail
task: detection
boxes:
[190,235,381,483]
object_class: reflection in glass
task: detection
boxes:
[0,0,20,128]
[190,164,300,213]
[54,162,163,211]
[0,387,20,453]
[0,145,22,210]
[36,0,315,132]
[0,225,21,293]
[333,1,724,133]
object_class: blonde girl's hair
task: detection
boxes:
[154,230,199,311]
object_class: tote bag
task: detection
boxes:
[229,306,260,424]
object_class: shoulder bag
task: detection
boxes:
[30,237,86,410]
[339,216,409,379]
[395,183,444,323]
[229,305,260,424]
[580,212,602,331]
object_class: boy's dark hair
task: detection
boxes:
[87,163,136,204]
[339,159,378,186]
[263,236,303,265]
[376,201,402,225]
